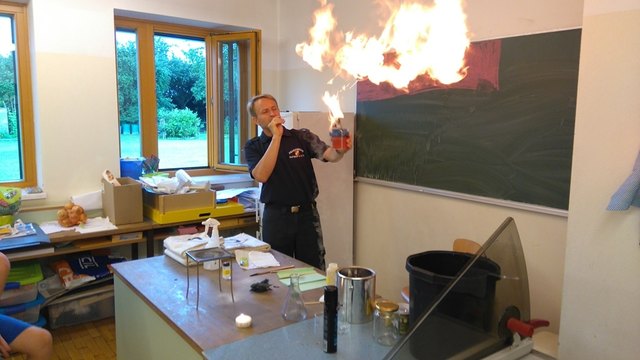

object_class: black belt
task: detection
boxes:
[266,202,316,213]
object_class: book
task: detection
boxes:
[0,223,51,252]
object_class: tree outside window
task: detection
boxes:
[115,18,259,174]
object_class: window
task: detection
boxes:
[0,3,36,187]
[114,18,260,175]
[212,33,258,168]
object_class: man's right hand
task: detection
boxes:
[268,116,285,138]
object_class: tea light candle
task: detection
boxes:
[235,313,252,328]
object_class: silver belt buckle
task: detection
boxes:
[290,205,300,213]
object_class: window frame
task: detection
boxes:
[0,2,36,187]
[211,31,260,171]
[114,17,260,176]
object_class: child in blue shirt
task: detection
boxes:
[0,252,52,359]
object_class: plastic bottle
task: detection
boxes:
[326,263,338,286]
[203,218,221,271]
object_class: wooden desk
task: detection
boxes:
[112,251,325,360]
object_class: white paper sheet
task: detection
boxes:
[39,217,117,234]
[216,187,260,200]
[71,190,102,211]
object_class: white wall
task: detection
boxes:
[560,1,640,358]
[26,0,279,205]
[277,0,584,336]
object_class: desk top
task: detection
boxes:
[111,251,325,354]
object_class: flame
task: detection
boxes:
[294,0,336,72]
[296,0,470,127]
[322,91,344,126]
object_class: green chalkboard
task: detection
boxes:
[355,29,581,210]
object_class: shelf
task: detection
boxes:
[7,234,146,262]
[8,211,257,262]
[47,221,154,244]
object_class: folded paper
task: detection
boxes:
[236,250,280,270]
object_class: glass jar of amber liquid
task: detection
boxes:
[373,299,399,346]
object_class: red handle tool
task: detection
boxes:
[507,318,550,338]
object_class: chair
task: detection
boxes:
[453,238,482,254]
[401,238,482,302]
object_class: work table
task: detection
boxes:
[112,251,389,359]
[111,252,550,359]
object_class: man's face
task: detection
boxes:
[253,98,279,129]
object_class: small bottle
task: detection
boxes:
[397,302,410,336]
[281,273,307,322]
[326,263,338,286]
[222,261,231,280]
[373,299,399,346]
[323,285,338,353]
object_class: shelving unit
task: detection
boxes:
[6,211,258,263]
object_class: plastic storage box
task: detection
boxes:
[120,158,144,180]
[0,293,45,324]
[0,262,43,307]
[47,284,114,329]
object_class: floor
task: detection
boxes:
[8,317,116,360]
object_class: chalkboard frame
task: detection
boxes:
[354,29,581,215]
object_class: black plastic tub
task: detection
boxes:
[405,250,501,331]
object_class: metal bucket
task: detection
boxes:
[337,267,376,324]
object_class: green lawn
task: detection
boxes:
[0,139,20,182]
[121,133,209,168]
[1,134,239,182]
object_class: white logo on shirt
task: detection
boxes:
[289,148,305,159]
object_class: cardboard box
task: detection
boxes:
[142,188,216,213]
[144,200,244,224]
[102,177,143,225]
[144,205,216,224]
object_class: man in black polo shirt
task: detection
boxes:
[244,94,350,270]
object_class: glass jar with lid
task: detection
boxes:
[373,299,399,346]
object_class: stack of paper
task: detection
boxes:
[222,233,270,253]
[217,187,260,211]
[277,267,326,292]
